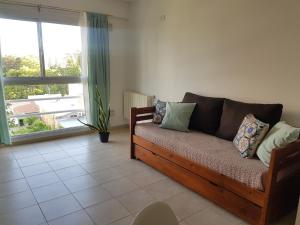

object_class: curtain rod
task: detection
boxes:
[0,0,128,21]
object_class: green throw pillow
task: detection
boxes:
[257,121,300,167]
[160,102,196,132]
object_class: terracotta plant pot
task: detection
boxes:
[99,132,110,143]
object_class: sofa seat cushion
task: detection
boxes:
[135,123,268,191]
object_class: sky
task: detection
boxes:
[0,18,81,68]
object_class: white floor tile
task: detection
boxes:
[0,205,45,225]
[102,177,139,197]
[32,182,70,203]
[21,163,53,177]
[0,179,29,198]
[86,199,129,225]
[56,165,87,181]
[39,194,82,221]
[0,190,37,214]
[63,174,99,192]
[48,210,94,225]
[26,172,60,189]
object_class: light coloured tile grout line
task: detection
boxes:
[1,137,150,221]
[44,139,150,224]
[57,143,138,224]
[7,141,77,223]
[0,169,24,185]
[17,157,49,225]
[49,151,98,225]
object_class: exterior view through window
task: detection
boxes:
[0,18,86,137]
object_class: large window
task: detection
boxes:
[1,19,40,77]
[42,22,81,77]
[0,18,86,138]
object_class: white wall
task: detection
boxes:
[13,0,129,19]
[128,0,300,126]
[109,16,131,126]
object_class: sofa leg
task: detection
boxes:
[259,204,270,225]
[130,142,136,159]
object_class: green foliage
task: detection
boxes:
[78,88,110,133]
[46,54,81,77]
[2,54,80,135]
[6,104,16,128]
[3,55,40,77]
[1,55,80,100]
[2,54,81,78]
[11,117,52,135]
[24,117,37,126]
[4,84,69,100]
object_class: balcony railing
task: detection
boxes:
[6,95,85,119]
[5,95,81,103]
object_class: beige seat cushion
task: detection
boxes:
[135,123,268,191]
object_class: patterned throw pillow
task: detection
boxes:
[153,100,167,124]
[233,114,269,158]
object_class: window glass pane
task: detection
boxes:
[0,18,40,77]
[5,83,86,136]
[42,22,81,77]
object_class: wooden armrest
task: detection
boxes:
[273,140,300,168]
[132,106,155,115]
[130,106,155,159]
[266,140,300,188]
[130,106,155,132]
[131,106,155,122]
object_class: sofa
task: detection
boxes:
[130,92,300,225]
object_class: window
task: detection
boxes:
[0,18,86,138]
[42,23,81,77]
[0,19,40,77]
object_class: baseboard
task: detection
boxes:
[110,124,129,130]
[10,128,93,146]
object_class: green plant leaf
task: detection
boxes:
[80,86,110,133]
[77,119,100,131]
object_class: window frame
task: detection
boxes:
[0,17,88,142]
[1,17,82,86]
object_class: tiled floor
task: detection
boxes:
[0,128,297,225]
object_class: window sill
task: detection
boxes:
[11,126,92,145]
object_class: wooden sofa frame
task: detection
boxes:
[130,106,300,225]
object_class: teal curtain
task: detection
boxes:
[0,62,11,145]
[86,13,110,127]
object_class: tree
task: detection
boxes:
[2,54,81,135]
[2,55,81,100]
[6,103,16,128]
[3,56,40,77]
[11,117,52,135]
[46,53,81,77]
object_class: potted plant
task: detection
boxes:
[78,88,110,143]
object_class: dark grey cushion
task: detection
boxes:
[182,92,224,134]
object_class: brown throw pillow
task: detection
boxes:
[182,92,224,134]
[216,99,283,141]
